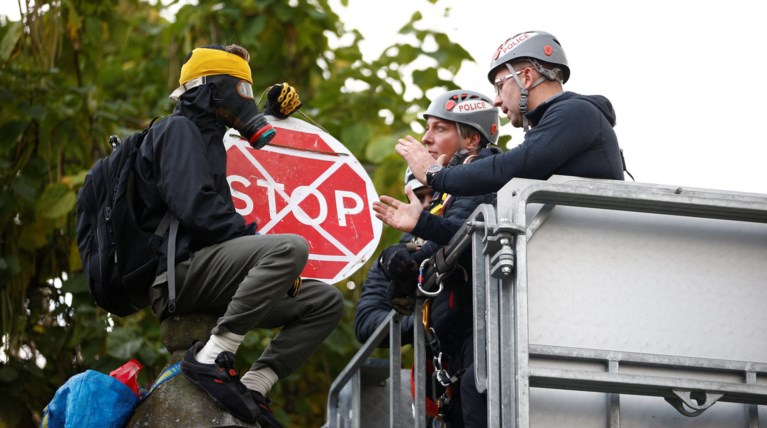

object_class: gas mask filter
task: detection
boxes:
[208,74,276,149]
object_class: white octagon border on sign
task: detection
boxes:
[224,116,382,284]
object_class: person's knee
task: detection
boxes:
[281,234,309,263]
[460,368,487,427]
[461,368,476,396]
[460,367,482,405]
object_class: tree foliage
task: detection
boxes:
[0,0,473,425]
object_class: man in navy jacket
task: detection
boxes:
[398,31,626,196]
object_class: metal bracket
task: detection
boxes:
[665,389,724,417]
[483,220,524,279]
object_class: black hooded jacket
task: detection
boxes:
[430,91,625,196]
[134,84,255,275]
[354,233,417,346]
[412,146,501,247]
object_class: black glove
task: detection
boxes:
[387,279,416,316]
[264,82,302,119]
[378,244,418,281]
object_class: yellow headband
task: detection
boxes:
[179,48,252,85]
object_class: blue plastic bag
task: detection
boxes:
[41,369,139,428]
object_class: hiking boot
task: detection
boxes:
[180,341,258,423]
[250,390,284,428]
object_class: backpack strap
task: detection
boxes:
[166,216,180,313]
[140,117,180,314]
[154,211,172,237]
[152,211,179,313]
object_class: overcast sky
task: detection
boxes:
[4,1,765,194]
[331,0,767,195]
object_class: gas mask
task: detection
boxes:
[170,74,276,149]
[171,46,276,149]
[208,74,275,149]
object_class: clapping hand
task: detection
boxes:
[373,185,423,233]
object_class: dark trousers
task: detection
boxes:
[151,234,344,378]
[460,362,488,428]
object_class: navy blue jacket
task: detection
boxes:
[354,234,416,346]
[413,147,498,354]
[413,146,500,246]
[355,148,498,350]
[430,92,625,196]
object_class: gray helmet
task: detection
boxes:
[422,90,500,145]
[404,167,425,191]
[487,31,570,84]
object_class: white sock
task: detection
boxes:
[195,331,245,364]
[241,367,279,396]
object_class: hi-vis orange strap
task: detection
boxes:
[422,298,432,330]
[429,192,450,217]
[427,153,478,217]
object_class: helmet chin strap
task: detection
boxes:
[456,146,480,157]
[505,63,546,132]
[505,63,530,132]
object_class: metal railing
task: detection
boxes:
[327,177,767,427]
[326,310,404,428]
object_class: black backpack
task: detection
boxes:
[76,119,178,316]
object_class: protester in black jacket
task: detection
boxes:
[134,44,343,427]
[372,89,500,427]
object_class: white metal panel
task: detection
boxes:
[502,177,767,426]
[525,205,767,362]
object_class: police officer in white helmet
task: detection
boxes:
[397,31,629,199]
[373,89,501,426]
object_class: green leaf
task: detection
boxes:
[62,272,88,295]
[498,134,512,148]
[0,120,25,154]
[389,43,420,64]
[63,169,89,189]
[0,21,22,62]
[412,67,441,89]
[0,255,21,277]
[18,222,48,250]
[11,176,38,203]
[36,183,76,219]
[107,327,144,360]
[20,103,47,121]
[0,193,15,229]
[339,123,371,159]
[365,134,398,164]
[69,240,83,272]
[241,15,266,41]
[320,324,350,354]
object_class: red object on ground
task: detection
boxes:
[110,358,143,397]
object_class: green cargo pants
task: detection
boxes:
[151,233,344,378]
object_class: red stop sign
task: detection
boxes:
[225,117,382,284]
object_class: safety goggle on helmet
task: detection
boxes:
[487,31,570,84]
[422,90,500,145]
